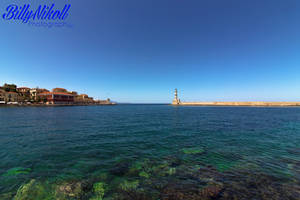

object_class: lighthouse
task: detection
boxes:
[172,88,181,105]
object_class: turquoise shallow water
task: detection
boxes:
[0,105,300,199]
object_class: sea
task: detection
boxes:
[0,105,300,199]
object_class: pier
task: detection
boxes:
[171,89,300,107]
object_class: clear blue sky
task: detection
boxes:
[1,0,300,103]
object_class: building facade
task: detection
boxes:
[0,84,105,105]
[17,87,30,93]
[17,87,31,102]
[0,89,5,103]
[74,94,94,104]
[95,98,112,104]
[30,88,50,101]
[5,92,19,102]
[38,92,74,104]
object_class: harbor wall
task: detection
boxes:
[172,102,300,106]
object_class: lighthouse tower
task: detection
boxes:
[172,88,181,105]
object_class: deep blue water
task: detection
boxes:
[0,105,300,199]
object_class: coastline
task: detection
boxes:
[0,103,116,107]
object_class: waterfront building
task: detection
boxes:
[88,97,94,102]
[39,89,50,93]
[38,92,74,104]
[75,94,94,104]
[71,91,78,96]
[52,88,68,93]
[0,83,105,105]
[17,87,30,93]
[30,88,50,101]
[74,94,84,103]
[17,87,31,102]
[95,98,112,104]
[5,91,19,102]
[0,89,5,102]
[80,94,88,99]
[30,88,38,100]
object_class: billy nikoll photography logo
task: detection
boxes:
[1,3,72,28]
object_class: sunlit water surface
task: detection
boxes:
[0,105,300,199]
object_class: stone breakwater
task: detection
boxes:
[172,102,300,106]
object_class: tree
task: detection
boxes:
[3,83,17,92]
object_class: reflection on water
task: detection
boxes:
[0,105,300,199]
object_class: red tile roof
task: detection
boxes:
[39,92,74,96]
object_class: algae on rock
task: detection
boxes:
[119,180,139,192]
[182,148,205,155]
[13,179,53,200]
[90,182,106,200]
[139,171,150,179]
[2,167,31,177]
[55,180,92,200]
[167,167,176,176]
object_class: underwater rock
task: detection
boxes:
[128,162,146,176]
[114,190,154,200]
[160,181,223,200]
[0,192,14,200]
[119,180,139,192]
[98,172,109,181]
[282,184,300,200]
[14,179,36,200]
[158,164,224,200]
[234,162,260,172]
[55,180,92,199]
[128,159,161,179]
[214,162,235,172]
[116,179,158,200]
[112,158,300,200]
[89,182,106,200]
[139,171,150,179]
[218,171,300,200]
[2,167,31,177]
[198,184,223,199]
[182,148,204,155]
[198,152,237,172]
[177,164,222,182]
[167,168,176,176]
[151,163,170,177]
[13,179,51,200]
[169,158,182,167]
[110,162,130,176]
